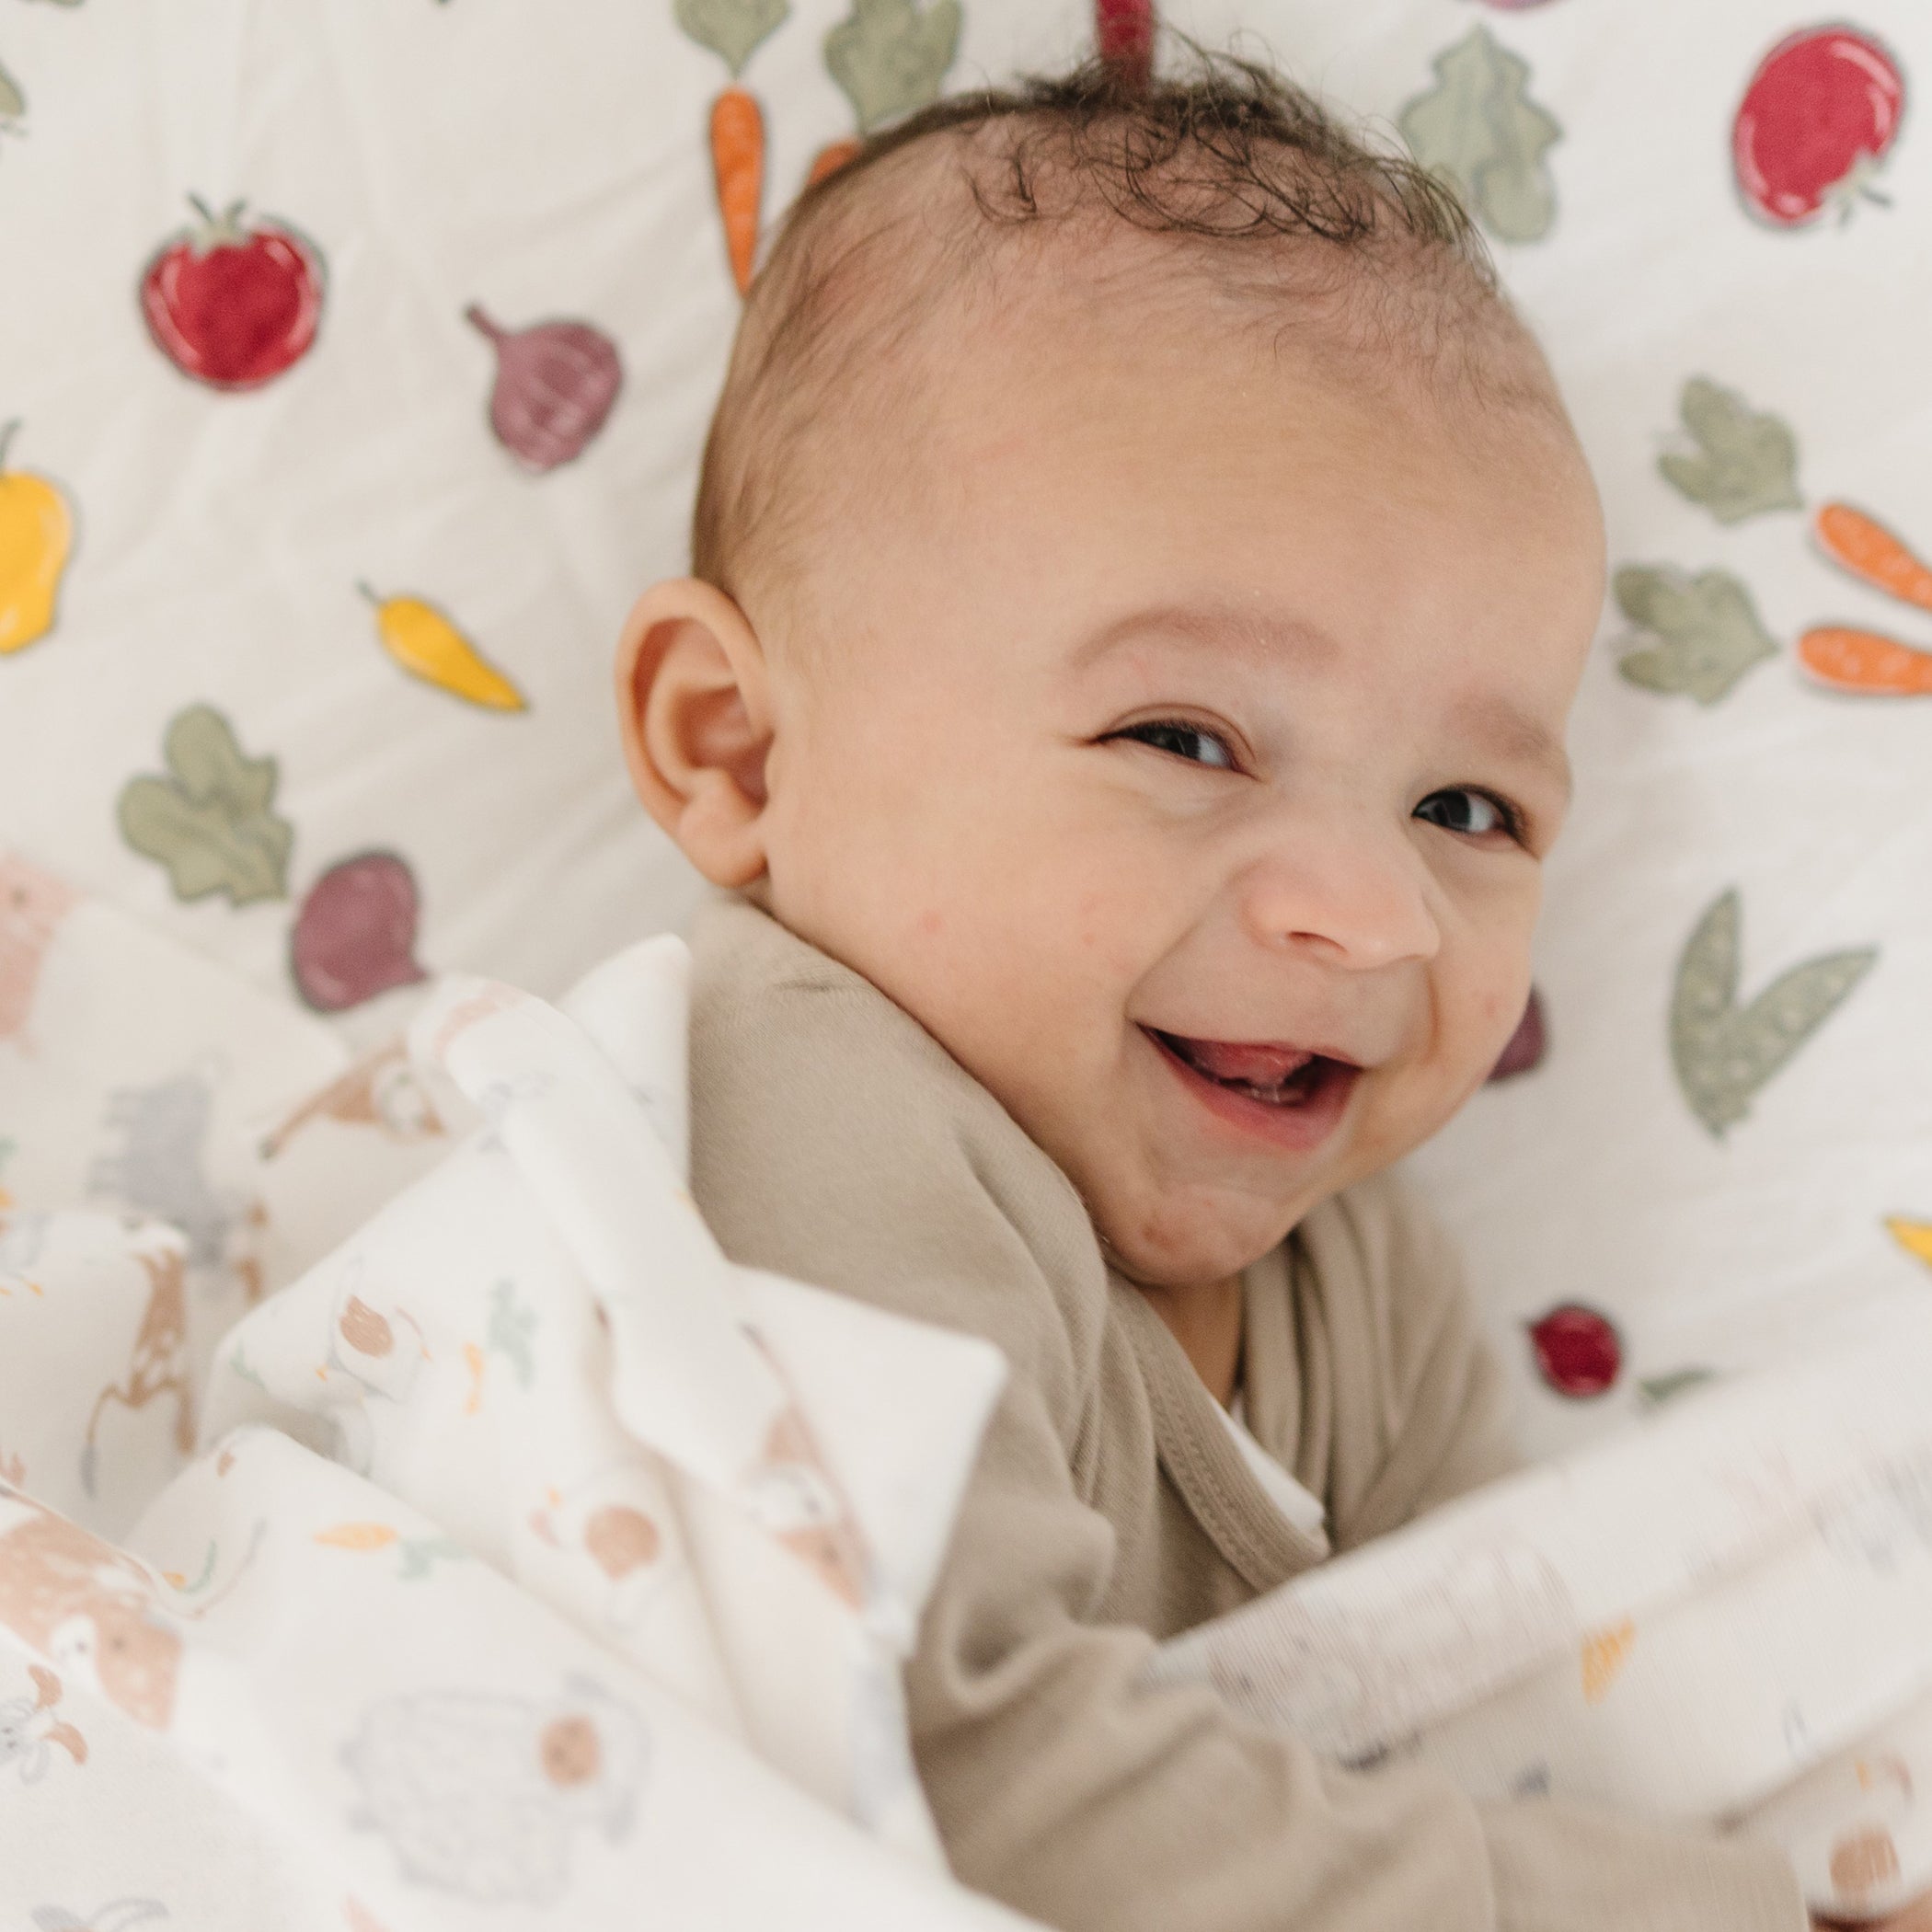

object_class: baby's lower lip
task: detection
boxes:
[1143,1027,1360,1155]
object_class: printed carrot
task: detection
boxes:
[1797,626,1932,696]
[808,136,864,190]
[711,86,765,296]
[1814,502,1932,614]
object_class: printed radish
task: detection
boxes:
[140,197,325,389]
[1526,1303,1623,1398]
[292,853,427,1013]
[465,306,622,474]
[1733,26,1905,228]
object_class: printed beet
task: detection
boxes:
[140,198,325,389]
[1733,26,1905,227]
[465,306,623,473]
[292,853,427,1013]
[1486,986,1547,1081]
[1526,1303,1623,1399]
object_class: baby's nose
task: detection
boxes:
[1234,818,1441,971]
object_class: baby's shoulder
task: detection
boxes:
[684,894,1110,1416]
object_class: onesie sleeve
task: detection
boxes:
[686,920,1810,1932]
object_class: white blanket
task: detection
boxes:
[1154,1292,1932,1921]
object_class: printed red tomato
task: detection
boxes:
[1526,1303,1623,1399]
[1733,26,1905,227]
[141,197,326,390]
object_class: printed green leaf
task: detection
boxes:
[1638,1367,1718,1410]
[825,0,961,133]
[1397,28,1561,246]
[488,1277,537,1389]
[117,704,293,906]
[675,0,789,78]
[0,62,25,122]
[1614,564,1778,705]
[1659,378,1803,525]
[1670,888,1877,1137]
[398,1536,471,1581]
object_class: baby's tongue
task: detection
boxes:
[1183,1039,1314,1084]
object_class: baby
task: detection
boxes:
[614,47,1925,1932]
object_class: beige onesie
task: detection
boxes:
[684,890,1808,1932]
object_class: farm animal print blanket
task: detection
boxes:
[0,870,1035,1932]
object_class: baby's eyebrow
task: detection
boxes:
[1447,690,1574,803]
[1067,601,1573,802]
[1064,602,1340,675]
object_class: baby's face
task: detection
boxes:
[745,290,1604,1292]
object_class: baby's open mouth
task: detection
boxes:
[1146,1029,1355,1108]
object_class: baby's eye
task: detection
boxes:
[1112,720,1239,770]
[1414,788,1521,840]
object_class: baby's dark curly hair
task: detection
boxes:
[823,48,1489,259]
[692,41,1558,616]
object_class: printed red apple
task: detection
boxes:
[1733,26,1905,228]
[1525,1302,1622,1399]
[141,196,326,390]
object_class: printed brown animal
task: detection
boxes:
[758,1404,869,1611]
[83,1245,194,1489]
[0,1495,182,1728]
[0,1661,88,1775]
[259,1039,444,1160]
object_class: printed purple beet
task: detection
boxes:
[292,852,427,1012]
[1486,985,1547,1081]
[466,304,623,474]
[1526,1303,1622,1399]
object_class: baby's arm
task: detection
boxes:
[917,1290,1805,1932]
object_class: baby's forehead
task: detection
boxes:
[699,109,1576,625]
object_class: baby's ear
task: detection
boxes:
[615,579,773,889]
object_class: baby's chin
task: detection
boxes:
[1087,1182,1305,1294]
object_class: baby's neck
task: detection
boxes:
[1133,1273,1245,1408]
